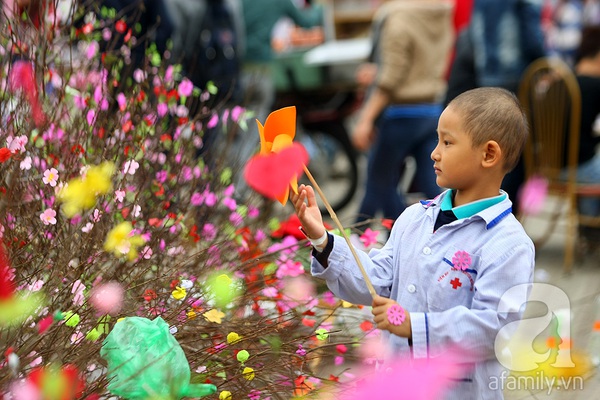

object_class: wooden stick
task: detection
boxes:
[302,165,376,297]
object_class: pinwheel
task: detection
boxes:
[244,106,376,296]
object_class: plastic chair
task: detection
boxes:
[518,57,600,272]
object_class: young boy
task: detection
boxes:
[290,87,535,399]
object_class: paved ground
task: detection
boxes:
[329,164,600,399]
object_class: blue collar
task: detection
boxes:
[440,190,507,219]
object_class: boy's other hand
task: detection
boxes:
[372,295,412,339]
[289,184,325,239]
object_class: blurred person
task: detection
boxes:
[570,26,600,245]
[583,0,600,25]
[238,0,322,149]
[545,0,584,66]
[445,0,547,214]
[351,0,454,227]
[99,0,174,70]
[232,0,322,194]
[166,0,244,106]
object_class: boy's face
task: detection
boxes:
[431,107,484,191]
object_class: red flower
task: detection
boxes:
[0,243,14,300]
[38,315,54,334]
[115,20,127,34]
[143,289,157,302]
[0,148,12,162]
[359,320,374,332]
[381,218,394,230]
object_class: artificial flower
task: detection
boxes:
[227,332,241,344]
[451,250,472,271]
[219,391,232,400]
[171,286,186,300]
[43,168,59,187]
[58,162,115,218]
[359,228,379,248]
[103,222,145,261]
[242,367,255,381]
[236,350,250,363]
[203,309,225,324]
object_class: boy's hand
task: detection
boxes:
[372,295,412,339]
[289,184,325,240]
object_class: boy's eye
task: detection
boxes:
[444,140,451,146]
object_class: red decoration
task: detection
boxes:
[244,143,308,200]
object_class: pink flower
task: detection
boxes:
[177,78,194,97]
[202,223,216,241]
[42,168,59,186]
[86,109,96,126]
[359,228,379,248]
[296,344,307,356]
[133,69,146,83]
[117,93,127,111]
[40,209,57,225]
[452,250,471,271]
[20,156,32,170]
[190,192,203,206]
[386,304,406,326]
[72,280,86,306]
[223,197,237,211]
[86,41,99,59]
[207,113,219,129]
[115,189,126,202]
[6,135,28,153]
[122,159,139,175]
[276,259,305,279]
[156,103,169,118]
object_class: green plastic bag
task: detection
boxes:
[100,316,216,399]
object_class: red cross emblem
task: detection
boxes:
[450,277,462,289]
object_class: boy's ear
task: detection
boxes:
[481,140,502,168]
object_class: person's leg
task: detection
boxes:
[410,116,442,200]
[356,115,410,224]
[576,153,600,216]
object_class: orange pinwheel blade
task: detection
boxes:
[262,106,296,145]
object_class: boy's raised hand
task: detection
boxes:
[290,184,326,240]
[372,295,412,339]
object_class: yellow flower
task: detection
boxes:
[104,222,145,261]
[242,367,255,381]
[58,162,115,217]
[227,332,241,344]
[186,310,197,319]
[219,391,232,400]
[172,287,186,300]
[203,309,225,324]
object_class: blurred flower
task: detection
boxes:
[58,162,115,218]
[203,309,225,324]
[103,222,145,261]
